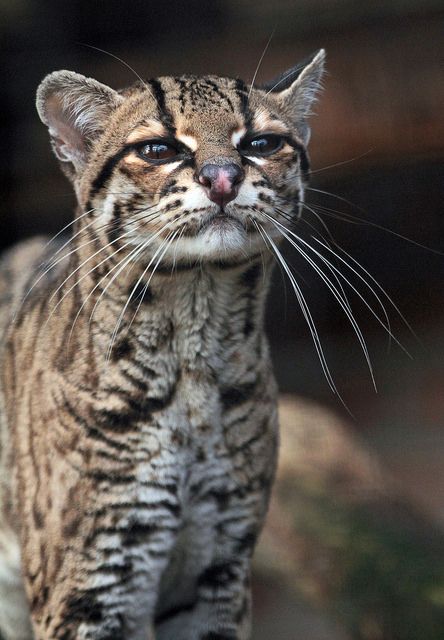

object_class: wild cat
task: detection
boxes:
[0,50,325,639]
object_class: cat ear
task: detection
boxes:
[36,70,122,172]
[261,49,325,142]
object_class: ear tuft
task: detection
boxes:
[36,70,122,172]
[261,49,326,140]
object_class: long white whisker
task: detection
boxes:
[264,66,304,97]
[15,202,164,322]
[308,150,373,175]
[43,210,167,330]
[253,220,348,408]
[41,207,96,253]
[89,214,186,337]
[313,237,419,345]
[273,204,392,331]
[310,198,444,256]
[172,227,185,275]
[67,240,148,345]
[248,28,276,100]
[265,208,410,353]
[79,43,155,99]
[125,229,180,337]
[105,228,179,362]
[275,203,390,340]
[298,201,335,240]
[47,202,167,311]
[263,215,376,389]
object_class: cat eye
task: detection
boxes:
[239,134,284,157]
[136,140,180,163]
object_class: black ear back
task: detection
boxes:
[257,49,325,142]
[260,50,324,94]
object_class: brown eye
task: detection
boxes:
[137,141,179,162]
[240,134,283,157]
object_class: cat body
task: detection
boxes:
[0,50,324,639]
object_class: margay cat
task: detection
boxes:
[0,49,325,639]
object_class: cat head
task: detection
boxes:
[36,50,325,263]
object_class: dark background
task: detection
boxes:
[1,1,443,636]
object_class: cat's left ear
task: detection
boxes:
[261,49,325,142]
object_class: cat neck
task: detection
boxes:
[58,238,274,374]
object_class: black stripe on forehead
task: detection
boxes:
[235,78,252,128]
[148,78,176,135]
[205,79,235,112]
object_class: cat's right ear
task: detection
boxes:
[261,50,325,144]
[36,70,122,174]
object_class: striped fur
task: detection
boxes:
[0,51,325,639]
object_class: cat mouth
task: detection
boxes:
[198,210,245,234]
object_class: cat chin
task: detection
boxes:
[169,225,259,261]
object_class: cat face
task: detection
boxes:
[37,51,324,264]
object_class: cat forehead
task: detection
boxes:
[119,75,282,141]
[163,75,239,110]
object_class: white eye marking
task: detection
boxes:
[252,111,270,130]
[126,122,167,143]
[177,134,198,151]
[162,161,182,174]
[231,127,247,148]
[245,156,266,166]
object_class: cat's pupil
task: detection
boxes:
[139,141,178,161]
[244,134,283,156]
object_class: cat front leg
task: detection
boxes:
[155,557,253,640]
[25,515,181,640]
[154,489,269,640]
[17,460,182,640]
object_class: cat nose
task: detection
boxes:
[198,163,245,206]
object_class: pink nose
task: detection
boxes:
[198,163,245,206]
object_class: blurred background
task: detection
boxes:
[1,1,443,638]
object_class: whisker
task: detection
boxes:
[308,198,444,255]
[78,43,155,100]
[67,240,147,345]
[126,229,180,334]
[295,217,355,319]
[43,203,175,326]
[87,219,178,329]
[308,150,373,176]
[43,235,138,330]
[252,219,351,410]
[171,227,185,276]
[105,227,180,362]
[273,203,391,339]
[40,207,96,253]
[45,204,166,305]
[12,218,100,323]
[264,66,305,97]
[312,236,419,345]
[269,207,406,339]
[17,201,164,318]
[268,208,415,359]
[89,214,187,342]
[298,201,335,241]
[248,28,276,100]
[262,213,377,389]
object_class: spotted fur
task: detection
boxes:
[0,50,325,639]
